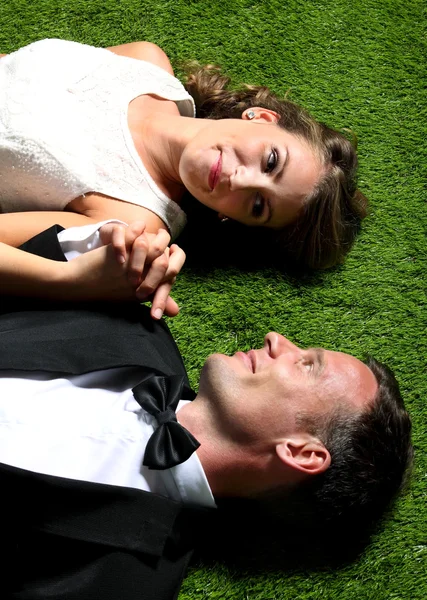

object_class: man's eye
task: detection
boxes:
[303,360,313,372]
[252,194,265,218]
[265,149,278,173]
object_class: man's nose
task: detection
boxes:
[264,332,300,358]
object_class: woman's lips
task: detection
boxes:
[208,153,222,190]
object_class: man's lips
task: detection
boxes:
[247,350,256,373]
[235,351,256,373]
[208,153,222,190]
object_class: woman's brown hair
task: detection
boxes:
[180,64,367,271]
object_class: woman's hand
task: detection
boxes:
[95,221,185,317]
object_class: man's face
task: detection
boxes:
[198,332,378,446]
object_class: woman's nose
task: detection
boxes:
[229,165,260,191]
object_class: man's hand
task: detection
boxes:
[96,221,185,318]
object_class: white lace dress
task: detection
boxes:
[0,39,195,238]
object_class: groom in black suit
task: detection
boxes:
[0,225,412,600]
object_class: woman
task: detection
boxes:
[0,39,366,264]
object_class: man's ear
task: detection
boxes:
[276,436,331,476]
[242,107,280,124]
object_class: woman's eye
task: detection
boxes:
[265,149,278,173]
[252,194,265,218]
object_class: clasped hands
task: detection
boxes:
[68,222,185,319]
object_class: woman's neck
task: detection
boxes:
[134,108,207,201]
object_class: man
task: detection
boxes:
[0,224,412,600]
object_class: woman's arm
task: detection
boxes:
[0,211,99,247]
[0,240,165,303]
[0,200,168,248]
[0,235,152,302]
[0,222,185,316]
[0,241,79,299]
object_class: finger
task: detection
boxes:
[99,222,115,246]
[148,280,179,320]
[111,225,128,264]
[165,244,186,279]
[163,296,180,318]
[124,221,146,248]
[135,251,169,300]
[146,228,171,263]
[140,244,185,316]
[128,234,150,288]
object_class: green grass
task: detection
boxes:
[1,0,425,598]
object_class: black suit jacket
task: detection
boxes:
[0,227,209,600]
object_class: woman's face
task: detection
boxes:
[178,114,323,228]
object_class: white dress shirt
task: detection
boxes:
[0,222,215,509]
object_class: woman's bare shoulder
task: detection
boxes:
[106,42,174,76]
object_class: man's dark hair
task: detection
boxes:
[199,358,413,567]
[268,356,413,529]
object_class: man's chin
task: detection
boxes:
[203,352,230,369]
[199,353,225,381]
[198,354,234,399]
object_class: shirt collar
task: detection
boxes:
[160,400,216,509]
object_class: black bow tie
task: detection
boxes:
[132,374,200,470]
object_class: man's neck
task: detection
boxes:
[178,397,294,499]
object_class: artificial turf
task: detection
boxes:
[0,0,425,598]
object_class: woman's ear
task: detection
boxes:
[276,436,331,476]
[242,107,280,124]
